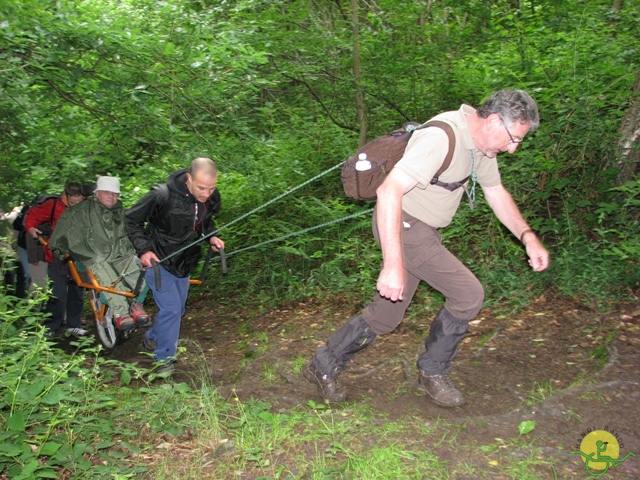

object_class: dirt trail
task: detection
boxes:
[107,294,640,478]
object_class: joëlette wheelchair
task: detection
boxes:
[63,247,226,351]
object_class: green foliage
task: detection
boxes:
[518,420,536,436]
[0,279,147,478]
[0,0,638,308]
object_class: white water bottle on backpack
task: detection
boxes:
[355,153,372,171]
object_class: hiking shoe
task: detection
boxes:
[66,327,89,337]
[142,336,157,353]
[115,315,135,331]
[417,373,466,408]
[130,302,152,327]
[303,361,347,402]
[155,362,175,376]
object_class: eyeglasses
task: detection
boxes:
[499,117,523,144]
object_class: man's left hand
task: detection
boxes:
[525,238,550,272]
[209,236,225,252]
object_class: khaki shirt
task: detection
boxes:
[394,104,501,228]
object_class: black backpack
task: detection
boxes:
[341,120,469,201]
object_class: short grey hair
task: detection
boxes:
[477,89,540,131]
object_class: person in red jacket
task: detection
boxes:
[24,183,86,337]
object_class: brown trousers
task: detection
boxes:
[362,209,484,335]
[314,209,485,378]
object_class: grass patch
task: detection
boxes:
[590,345,610,369]
[290,355,308,375]
[262,362,279,385]
[526,380,555,406]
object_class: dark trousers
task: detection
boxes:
[45,259,84,333]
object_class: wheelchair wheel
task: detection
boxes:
[91,290,119,350]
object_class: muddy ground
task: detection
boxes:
[88,293,639,479]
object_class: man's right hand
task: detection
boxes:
[374,168,417,303]
[376,265,405,302]
[140,251,160,268]
[28,227,41,239]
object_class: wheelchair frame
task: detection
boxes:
[64,248,224,351]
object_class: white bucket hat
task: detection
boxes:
[95,176,121,194]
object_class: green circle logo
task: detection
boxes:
[579,431,620,472]
[570,428,636,477]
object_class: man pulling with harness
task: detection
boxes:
[305,89,550,407]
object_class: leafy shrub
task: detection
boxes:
[0,281,146,478]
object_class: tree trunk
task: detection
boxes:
[351,0,367,147]
[617,67,640,184]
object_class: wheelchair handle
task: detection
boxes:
[151,259,161,291]
[219,247,227,275]
[198,247,227,283]
[199,248,213,282]
[133,269,146,297]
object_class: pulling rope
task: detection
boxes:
[150,162,345,267]
[223,207,374,258]
[118,161,364,279]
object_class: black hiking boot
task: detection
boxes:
[304,362,347,402]
[142,336,157,353]
[417,373,466,408]
[155,362,175,376]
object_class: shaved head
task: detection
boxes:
[189,157,217,179]
[186,157,218,202]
